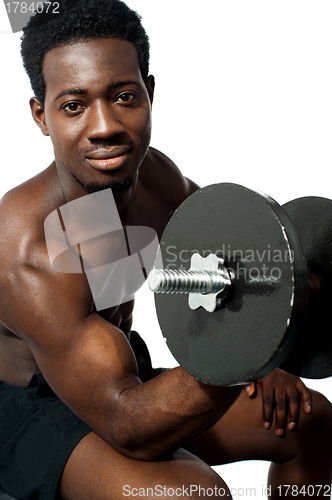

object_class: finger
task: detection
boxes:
[274,384,287,436]
[286,385,300,430]
[245,382,256,397]
[296,380,312,414]
[261,382,274,430]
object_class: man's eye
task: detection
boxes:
[62,102,84,114]
[116,92,136,104]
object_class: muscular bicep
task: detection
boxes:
[0,258,141,443]
[31,312,141,445]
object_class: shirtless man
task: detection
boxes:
[0,1,331,499]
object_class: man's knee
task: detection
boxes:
[61,435,232,500]
[154,451,231,500]
[104,468,231,500]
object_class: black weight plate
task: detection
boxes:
[280,197,332,379]
[155,183,308,386]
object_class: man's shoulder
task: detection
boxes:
[144,147,177,168]
[0,165,60,266]
[0,164,59,224]
[141,147,200,212]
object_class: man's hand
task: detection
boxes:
[245,368,312,436]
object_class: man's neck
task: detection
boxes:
[54,161,88,205]
[53,160,137,223]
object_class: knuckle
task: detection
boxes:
[288,392,299,403]
[264,396,274,407]
[276,400,286,411]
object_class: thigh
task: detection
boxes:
[60,431,230,500]
[188,386,330,466]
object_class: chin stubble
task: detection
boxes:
[79,176,135,196]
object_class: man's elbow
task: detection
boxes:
[111,427,173,462]
[119,444,173,462]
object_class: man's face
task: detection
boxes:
[38,38,153,195]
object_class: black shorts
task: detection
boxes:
[0,332,161,500]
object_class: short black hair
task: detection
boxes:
[20,0,150,106]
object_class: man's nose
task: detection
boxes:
[87,101,125,140]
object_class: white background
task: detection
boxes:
[1,1,332,497]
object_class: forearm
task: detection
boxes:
[108,366,242,461]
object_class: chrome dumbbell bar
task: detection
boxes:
[148,253,232,313]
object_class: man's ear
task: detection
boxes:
[30,97,49,136]
[146,75,155,105]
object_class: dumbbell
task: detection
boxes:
[148,183,332,386]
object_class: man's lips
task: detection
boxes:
[85,146,131,160]
[85,146,131,171]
